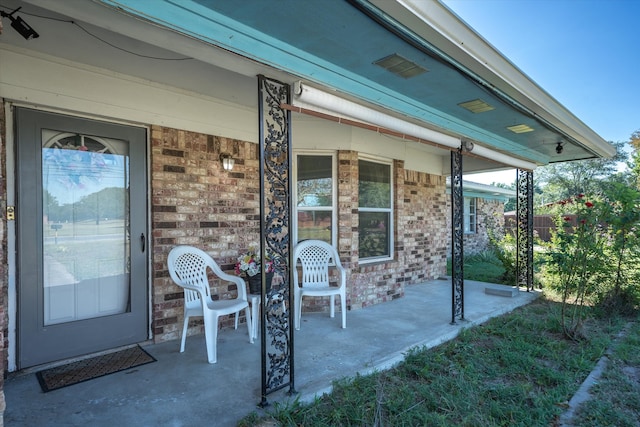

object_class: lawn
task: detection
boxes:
[446,250,507,284]
[241,297,637,426]
[572,321,640,426]
[238,242,639,426]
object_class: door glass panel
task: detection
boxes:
[42,130,130,326]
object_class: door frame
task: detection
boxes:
[6,104,152,370]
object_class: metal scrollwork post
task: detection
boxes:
[516,169,534,291]
[258,75,295,406]
[451,149,464,323]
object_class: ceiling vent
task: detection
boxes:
[507,124,535,134]
[374,54,428,79]
[458,99,495,113]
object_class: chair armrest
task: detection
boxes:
[217,271,249,301]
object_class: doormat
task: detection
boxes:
[35,345,156,393]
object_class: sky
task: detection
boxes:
[441,0,640,185]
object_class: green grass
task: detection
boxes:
[571,321,640,426]
[447,250,507,284]
[240,297,635,426]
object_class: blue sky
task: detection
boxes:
[442,0,639,183]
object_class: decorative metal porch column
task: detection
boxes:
[516,169,534,291]
[450,149,464,323]
[257,75,295,405]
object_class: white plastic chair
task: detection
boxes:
[293,240,347,330]
[168,246,252,364]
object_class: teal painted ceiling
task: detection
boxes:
[98,0,612,166]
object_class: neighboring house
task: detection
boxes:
[0,0,615,415]
[447,180,516,254]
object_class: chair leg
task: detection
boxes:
[340,292,347,329]
[245,307,254,344]
[180,314,189,353]
[295,291,302,330]
[329,295,335,318]
[204,314,219,364]
[234,312,239,330]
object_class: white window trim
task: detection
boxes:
[358,155,394,264]
[292,150,337,247]
[464,197,477,234]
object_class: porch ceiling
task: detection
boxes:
[8,0,615,171]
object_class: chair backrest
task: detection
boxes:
[168,246,247,306]
[293,240,344,289]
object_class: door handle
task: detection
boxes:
[140,233,146,252]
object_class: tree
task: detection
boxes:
[535,140,628,205]
[629,130,640,189]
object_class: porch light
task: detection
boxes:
[0,7,39,40]
[219,153,234,171]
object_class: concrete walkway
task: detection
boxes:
[4,279,539,427]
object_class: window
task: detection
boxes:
[295,153,335,245]
[464,197,477,234]
[358,158,393,261]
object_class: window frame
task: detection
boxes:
[292,151,337,247]
[357,156,394,263]
[464,196,477,234]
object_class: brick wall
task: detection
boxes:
[445,197,506,255]
[401,170,449,282]
[150,126,450,342]
[151,125,261,342]
[465,198,505,254]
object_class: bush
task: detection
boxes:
[541,187,640,338]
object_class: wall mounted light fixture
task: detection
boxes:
[219,153,235,171]
[555,142,564,154]
[1,7,39,40]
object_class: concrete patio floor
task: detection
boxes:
[4,279,539,427]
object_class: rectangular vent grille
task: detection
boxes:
[374,54,428,79]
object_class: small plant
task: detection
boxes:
[545,194,605,340]
[486,215,520,286]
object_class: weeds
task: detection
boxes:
[242,297,631,426]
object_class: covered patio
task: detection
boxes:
[4,279,538,427]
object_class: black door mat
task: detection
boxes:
[35,345,156,393]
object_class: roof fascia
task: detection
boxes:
[444,188,511,203]
[446,179,516,200]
